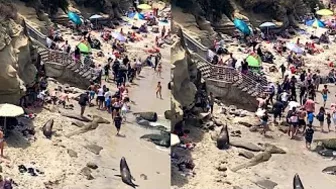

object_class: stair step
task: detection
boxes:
[82,70,91,78]
[74,69,80,73]
[66,62,77,69]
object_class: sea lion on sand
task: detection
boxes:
[230,140,264,152]
[217,124,229,149]
[42,119,54,139]
[322,166,336,175]
[293,174,304,188]
[115,157,138,188]
[140,131,170,147]
[231,152,272,172]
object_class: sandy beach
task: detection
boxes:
[171,5,336,189]
[1,2,172,188]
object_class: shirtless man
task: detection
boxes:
[49,88,58,105]
[58,91,70,108]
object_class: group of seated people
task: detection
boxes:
[287,51,305,68]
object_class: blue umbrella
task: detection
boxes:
[112,32,126,42]
[68,12,82,25]
[233,18,250,35]
[128,12,145,20]
[305,18,325,28]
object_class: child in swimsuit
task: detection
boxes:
[156,81,162,99]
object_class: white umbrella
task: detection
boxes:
[171,133,180,146]
[259,22,276,28]
[0,103,24,132]
[89,14,103,20]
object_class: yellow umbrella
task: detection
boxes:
[316,9,334,16]
[137,4,152,10]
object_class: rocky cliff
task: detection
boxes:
[0,4,37,104]
[170,27,202,128]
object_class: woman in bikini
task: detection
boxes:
[156,81,162,99]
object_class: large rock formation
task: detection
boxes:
[0,17,37,104]
[171,26,206,128]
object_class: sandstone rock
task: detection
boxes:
[164,110,172,119]
[67,149,78,158]
[249,126,259,132]
[86,162,98,169]
[203,121,215,130]
[80,167,94,180]
[85,144,103,155]
[238,150,254,159]
[214,119,223,126]
[217,164,227,172]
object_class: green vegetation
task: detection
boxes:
[0,0,18,20]
[303,0,324,12]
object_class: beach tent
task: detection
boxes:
[128,12,145,20]
[233,18,250,35]
[137,4,152,10]
[246,54,261,68]
[77,42,91,53]
[316,9,334,16]
[68,12,82,25]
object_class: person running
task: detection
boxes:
[114,112,123,136]
[305,124,314,150]
[156,81,162,99]
[78,92,89,117]
[321,85,330,108]
[317,107,326,132]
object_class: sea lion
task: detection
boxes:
[140,131,170,147]
[115,157,138,188]
[231,152,272,172]
[217,124,229,149]
[322,166,336,175]
[293,174,304,188]
[42,119,54,139]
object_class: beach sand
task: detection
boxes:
[3,5,172,189]
[171,9,336,189]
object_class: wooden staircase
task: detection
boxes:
[182,30,267,98]
[37,48,97,82]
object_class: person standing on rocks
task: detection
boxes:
[79,92,89,117]
[208,92,215,114]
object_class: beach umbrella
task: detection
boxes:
[89,14,103,20]
[233,19,250,35]
[171,133,180,146]
[246,54,261,67]
[305,18,325,28]
[286,43,304,54]
[137,4,152,10]
[112,32,126,42]
[259,22,276,28]
[68,12,82,25]
[128,12,145,20]
[316,9,334,16]
[0,103,24,132]
[77,42,91,53]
